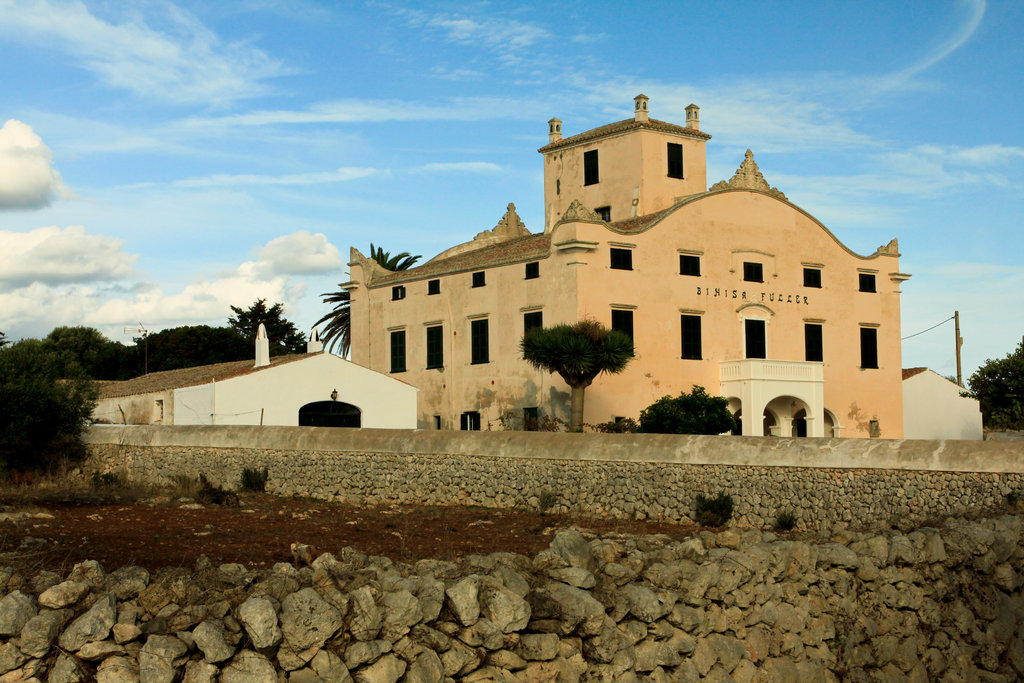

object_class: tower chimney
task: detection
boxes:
[548,118,562,143]
[685,103,700,131]
[255,323,270,368]
[634,94,650,123]
[307,325,323,354]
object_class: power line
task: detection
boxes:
[902,315,954,341]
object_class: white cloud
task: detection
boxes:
[0,119,69,210]
[0,0,285,104]
[172,167,378,188]
[397,8,550,53]
[0,225,136,289]
[418,162,501,173]
[256,230,342,275]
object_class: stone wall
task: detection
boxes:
[2,516,1024,681]
[85,426,1024,531]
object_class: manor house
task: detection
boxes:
[345,95,909,437]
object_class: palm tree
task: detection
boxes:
[316,244,422,356]
[521,319,634,432]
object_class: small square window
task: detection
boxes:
[433,415,442,430]
[427,279,440,295]
[595,206,611,222]
[680,254,701,276]
[743,262,763,283]
[859,273,876,293]
[525,262,539,279]
[523,311,543,336]
[610,248,633,271]
[472,271,486,288]
[803,268,822,288]
[524,407,539,431]
[391,285,406,300]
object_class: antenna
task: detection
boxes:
[124,323,149,375]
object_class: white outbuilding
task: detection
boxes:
[902,367,982,440]
[93,325,417,429]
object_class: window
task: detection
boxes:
[426,325,443,369]
[584,149,599,185]
[804,323,823,362]
[595,206,611,222]
[524,407,539,431]
[460,411,481,431]
[860,327,878,369]
[667,142,684,179]
[391,285,406,300]
[803,268,821,288]
[859,273,876,293]
[472,271,486,288]
[427,279,440,295]
[389,330,406,373]
[611,309,634,349]
[745,319,766,359]
[743,262,763,283]
[610,248,633,271]
[525,262,539,279]
[433,415,441,430]
[679,254,701,277]
[681,315,702,360]
[471,319,489,364]
[523,311,543,336]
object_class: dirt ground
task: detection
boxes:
[0,490,700,575]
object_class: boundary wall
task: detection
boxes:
[84,426,1024,530]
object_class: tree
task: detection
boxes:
[43,326,135,380]
[521,319,634,432]
[967,339,1024,429]
[0,339,97,472]
[0,331,8,348]
[315,244,423,356]
[142,325,251,373]
[639,385,735,435]
[228,299,307,355]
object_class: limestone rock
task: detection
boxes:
[182,660,219,683]
[18,608,66,658]
[0,591,36,636]
[353,653,407,683]
[237,595,282,649]
[480,584,530,633]
[281,587,343,651]
[516,633,559,661]
[345,639,392,669]
[347,585,382,641]
[38,581,90,609]
[404,649,445,683]
[138,634,189,683]
[381,589,420,639]
[549,530,596,572]
[78,639,127,660]
[58,592,117,651]
[95,655,139,683]
[105,566,150,600]
[192,619,235,663]
[48,653,87,683]
[445,575,481,627]
[222,650,278,683]
[310,648,352,682]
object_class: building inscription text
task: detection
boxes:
[696,287,810,305]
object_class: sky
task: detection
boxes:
[0,0,1021,382]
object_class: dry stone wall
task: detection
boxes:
[85,427,1024,531]
[2,518,1024,681]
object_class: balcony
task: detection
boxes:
[720,358,823,384]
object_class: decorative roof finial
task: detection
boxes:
[709,149,787,200]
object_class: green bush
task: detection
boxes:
[196,474,238,506]
[639,386,735,435]
[590,418,639,433]
[775,510,798,531]
[537,490,558,514]
[695,492,734,527]
[91,471,122,489]
[240,466,269,492]
[0,340,97,472]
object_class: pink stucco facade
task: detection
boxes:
[347,97,908,437]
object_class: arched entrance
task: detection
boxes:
[298,401,361,428]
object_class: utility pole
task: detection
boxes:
[124,324,149,375]
[954,311,963,387]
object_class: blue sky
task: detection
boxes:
[1,0,1021,381]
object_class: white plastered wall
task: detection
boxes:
[902,369,982,440]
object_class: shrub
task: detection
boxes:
[196,474,238,507]
[537,490,558,514]
[0,340,97,472]
[91,471,122,489]
[775,510,798,531]
[590,418,639,433]
[240,466,269,492]
[695,492,734,527]
[1007,490,1021,507]
[639,386,735,435]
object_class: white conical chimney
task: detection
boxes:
[307,326,323,354]
[255,323,270,367]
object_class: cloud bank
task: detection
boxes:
[0,225,135,288]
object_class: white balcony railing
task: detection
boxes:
[720,358,823,384]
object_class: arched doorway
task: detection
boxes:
[298,401,361,428]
